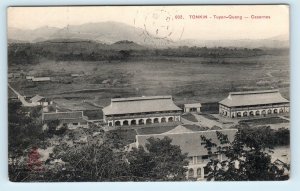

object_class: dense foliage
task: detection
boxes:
[8,101,44,181]
[50,136,188,181]
[8,41,288,65]
[201,129,290,181]
[8,100,290,182]
[233,124,290,147]
[127,137,188,181]
[9,114,188,182]
[8,101,43,156]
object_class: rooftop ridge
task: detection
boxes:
[111,95,172,102]
[43,111,83,115]
[229,89,279,96]
[219,89,289,107]
[42,111,84,121]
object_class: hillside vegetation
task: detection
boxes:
[8,40,288,65]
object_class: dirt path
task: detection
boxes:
[8,84,35,107]
[266,71,273,77]
[278,115,290,122]
[180,117,196,125]
[181,113,224,128]
[192,113,223,128]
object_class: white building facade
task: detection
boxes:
[219,90,290,118]
[103,96,182,127]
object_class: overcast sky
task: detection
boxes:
[7,5,289,40]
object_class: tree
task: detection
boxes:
[47,105,56,112]
[118,50,131,60]
[8,100,42,156]
[201,130,289,181]
[30,105,43,119]
[8,101,44,181]
[51,143,130,181]
[45,120,61,136]
[126,146,157,181]
[127,136,188,181]
[274,127,290,146]
[49,136,188,181]
[232,124,290,147]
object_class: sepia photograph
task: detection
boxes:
[7,5,290,182]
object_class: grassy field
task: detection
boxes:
[200,113,220,121]
[9,53,290,109]
[181,113,198,122]
[239,117,290,126]
[182,124,210,131]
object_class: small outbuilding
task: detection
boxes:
[26,76,34,80]
[32,77,51,82]
[30,95,53,106]
[102,79,110,84]
[184,103,202,113]
[71,74,84,77]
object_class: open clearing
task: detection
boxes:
[9,54,289,109]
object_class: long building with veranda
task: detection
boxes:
[219,89,290,118]
[102,95,182,127]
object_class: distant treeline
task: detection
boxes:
[8,41,289,65]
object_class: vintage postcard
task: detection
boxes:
[7,5,290,182]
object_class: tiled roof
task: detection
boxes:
[219,89,289,107]
[60,118,88,124]
[136,127,237,157]
[42,111,83,121]
[103,96,182,115]
[161,125,194,134]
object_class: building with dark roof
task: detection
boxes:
[219,90,290,118]
[102,95,182,127]
[135,125,237,180]
[42,111,88,129]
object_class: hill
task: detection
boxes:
[8,22,172,48]
[8,21,289,49]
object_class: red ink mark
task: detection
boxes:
[27,146,44,172]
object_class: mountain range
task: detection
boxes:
[8,21,289,48]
